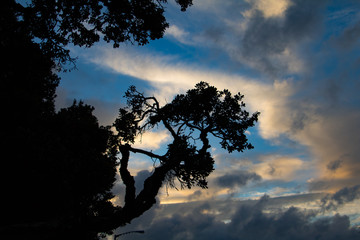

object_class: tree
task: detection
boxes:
[1,102,119,240]
[1,0,60,228]
[44,101,118,239]
[108,82,259,228]
[10,0,193,68]
[1,4,117,238]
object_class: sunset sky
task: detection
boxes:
[56,0,360,239]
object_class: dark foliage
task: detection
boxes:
[11,0,193,68]
[1,0,60,226]
[49,101,118,222]
[1,3,117,239]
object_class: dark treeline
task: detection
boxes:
[0,1,259,239]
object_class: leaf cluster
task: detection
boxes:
[165,136,214,189]
[114,86,160,143]
[152,82,260,152]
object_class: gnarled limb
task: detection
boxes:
[119,144,136,207]
[128,145,165,161]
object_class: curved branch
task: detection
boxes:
[176,122,187,135]
[134,109,157,124]
[128,146,165,161]
[119,144,135,206]
[121,163,172,223]
[199,129,210,154]
[162,119,178,139]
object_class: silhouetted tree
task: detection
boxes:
[1,102,118,239]
[43,101,118,239]
[1,0,60,228]
[1,0,193,238]
[108,82,259,228]
[1,3,117,239]
[10,0,193,68]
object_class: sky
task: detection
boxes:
[56,0,360,239]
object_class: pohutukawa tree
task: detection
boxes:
[112,81,259,226]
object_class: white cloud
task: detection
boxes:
[252,155,306,181]
[243,0,293,18]
[133,130,171,150]
[86,45,293,111]
[165,25,190,44]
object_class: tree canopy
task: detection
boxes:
[110,82,259,228]
[1,3,116,239]
[10,0,193,67]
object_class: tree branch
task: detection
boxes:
[121,163,172,223]
[162,119,178,139]
[128,146,165,161]
[199,126,211,154]
[176,122,187,135]
[134,109,157,124]
[119,144,135,206]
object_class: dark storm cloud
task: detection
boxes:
[187,190,202,201]
[134,170,152,195]
[123,195,360,240]
[240,0,328,76]
[327,158,343,171]
[215,170,261,188]
[321,185,360,212]
[194,0,329,76]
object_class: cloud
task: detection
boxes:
[133,130,171,150]
[239,0,327,76]
[298,110,360,191]
[159,188,209,204]
[86,46,198,102]
[117,195,360,240]
[86,44,293,117]
[134,170,152,195]
[215,170,261,188]
[187,190,203,201]
[55,87,121,126]
[327,158,344,172]
[243,0,292,18]
[251,155,308,181]
[321,185,360,212]
[165,25,190,44]
[173,0,327,77]
[110,172,126,207]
